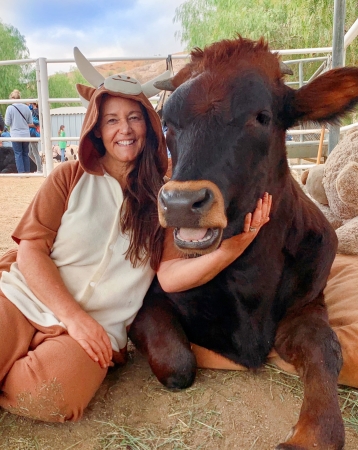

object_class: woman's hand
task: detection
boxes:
[157,192,272,292]
[65,312,113,369]
[219,192,272,254]
[17,238,113,369]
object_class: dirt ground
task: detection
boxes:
[0,176,358,450]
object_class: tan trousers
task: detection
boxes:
[0,293,108,422]
[0,249,128,423]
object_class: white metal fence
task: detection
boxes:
[0,18,357,177]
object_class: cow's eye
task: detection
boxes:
[256,112,271,126]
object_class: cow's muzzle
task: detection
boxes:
[158,180,227,255]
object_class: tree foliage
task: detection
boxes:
[0,20,32,116]
[0,19,90,115]
[48,67,88,109]
[174,0,358,68]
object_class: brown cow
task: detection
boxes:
[129,37,358,449]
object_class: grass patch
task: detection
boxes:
[265,364,358,432]
[95,411,223,450]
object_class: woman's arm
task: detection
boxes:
[17,239,113,368]
[13,165,112,368]
[157,193,272,293]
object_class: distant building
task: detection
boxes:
[50,106,86,146]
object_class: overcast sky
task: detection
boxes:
[1,0,186,75]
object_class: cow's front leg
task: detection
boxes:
[274,298,344,450]
[129,287,196,390]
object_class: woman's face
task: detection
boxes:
[95,96,147,171]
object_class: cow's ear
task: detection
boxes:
[286,67,358,126]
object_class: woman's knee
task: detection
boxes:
[0,365,105,423]
[0,378,74,422]
[0,333,108,422]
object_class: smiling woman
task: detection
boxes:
[0,48,169,423]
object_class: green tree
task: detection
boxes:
[0,19,89,113]
[47,67,88,109]
[0,20,34,116]
[174,0,358,69]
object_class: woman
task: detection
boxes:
[4,89,32,173]
[0,75,170,422]
[58,125,66,162]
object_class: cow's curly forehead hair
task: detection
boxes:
[172,36,283,88]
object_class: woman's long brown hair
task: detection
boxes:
[91,99,166,271]
[121,104,165,271]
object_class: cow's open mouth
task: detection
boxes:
[174,227,222,251]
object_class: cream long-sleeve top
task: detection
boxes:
[0,161,155,352]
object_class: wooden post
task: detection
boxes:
[316,126,326,164]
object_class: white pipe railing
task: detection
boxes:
[0,137,39,142]
[275,47,332,55]
[344,18,358,48]
[0,99,38,104]
[289,164,316,170]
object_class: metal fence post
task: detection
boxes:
[35,59,46,175]
[299,61,304,143]
[328,0,346,154]
[38,57,54,174]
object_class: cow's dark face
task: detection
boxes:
[159,68,288,255]
[157,37,358,256]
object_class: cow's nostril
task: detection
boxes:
[192,189,213,212]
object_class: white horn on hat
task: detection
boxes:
[142,69,173,98]
[73,47,105,88]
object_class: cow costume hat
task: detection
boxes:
[74,47,169,176]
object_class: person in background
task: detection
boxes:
[58,125,66,162]
[28,103,42,173]
[0,127,12,148]
[4,90,32,173]
[31,103,39,120]
[0,112,4,132]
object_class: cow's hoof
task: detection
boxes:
[275,433,344,450]
[275,428,302,449]
[275,444,305,450]
[276,439,344,450]
[276,444,343,450]
[274,424,344,450]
